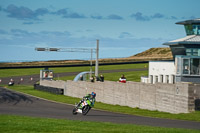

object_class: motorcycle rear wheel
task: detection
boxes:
[72,108,78,115]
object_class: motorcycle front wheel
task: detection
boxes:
[82,106,91,115]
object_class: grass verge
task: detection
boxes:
[3,85,200,122]
[54,71,148,82]
[0,115,199,133]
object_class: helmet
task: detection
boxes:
[91,92,96,98]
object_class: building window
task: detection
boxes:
[184,24,200,35]
[193,25,200,35]
[176,56,200,76]
[186,48,199,56]
[193,49,198,56]
[190,59,200,75]
[183,59,190,75]
[185,25,193,35]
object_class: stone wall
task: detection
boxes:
[40,80,199,114]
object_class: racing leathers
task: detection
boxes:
[83,94,96,107]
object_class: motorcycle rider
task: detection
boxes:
[73,92,96,115]
[82,92,96,107]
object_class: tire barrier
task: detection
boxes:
[34,84,64,95]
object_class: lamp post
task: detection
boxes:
[90,48,93,78]
[95,40,99,78]
[35,40,99,78]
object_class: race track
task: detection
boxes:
[0,87,200,130]
[0,68,147,85]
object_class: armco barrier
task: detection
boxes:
[34,84,63,95]
[40,80,200,114]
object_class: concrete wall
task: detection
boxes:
[40,80,198,114]
[187,84,200,111]
[40,79,67,89]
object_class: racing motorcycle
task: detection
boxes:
[72,97,92,115]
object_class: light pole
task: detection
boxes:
[90,48,93,78]
[95,40,99,78]
[35,40,99,78]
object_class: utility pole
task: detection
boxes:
[90,49,93,78]
[95,40,99,78]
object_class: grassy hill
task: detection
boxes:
[128,47,172,60]
[0,47,173,67]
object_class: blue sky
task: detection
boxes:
[0,0,199,62]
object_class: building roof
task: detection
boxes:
[176,18,200,25]
[163,35,200,46]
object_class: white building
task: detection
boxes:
[142,18,200,84]
[148,61,175,84]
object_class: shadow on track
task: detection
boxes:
[0,87,33,105]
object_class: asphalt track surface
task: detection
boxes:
[0,87,200,130]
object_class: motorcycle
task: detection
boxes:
[8,81,14,86]
[72,97,92,115]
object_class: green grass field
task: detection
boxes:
[0,115,199,133]
[0,63,148,78]
[54,71,148,82]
